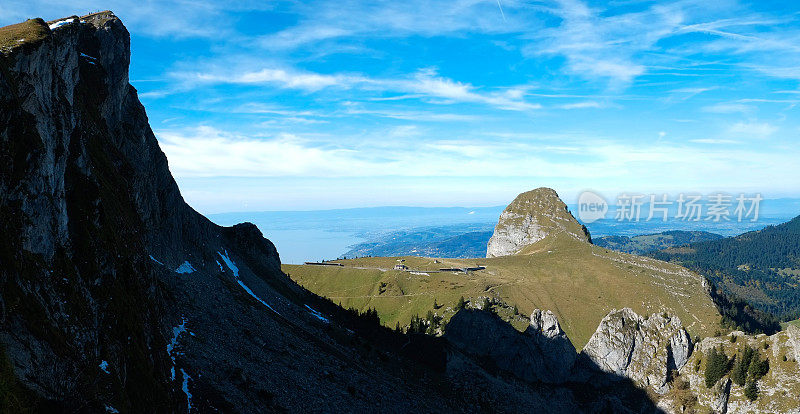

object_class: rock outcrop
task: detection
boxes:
[486,187,590,258]
[713,377,732,414]
[672,326,800,413]
[581,308,692,394]
[445,308,576,383]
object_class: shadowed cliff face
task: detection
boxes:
[0,13,290,412]
[0,13,182,411]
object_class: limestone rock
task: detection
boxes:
[581,308,692,394]
[713,377,732,414]
[486,188,590,258]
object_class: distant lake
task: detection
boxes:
[209,200,800,264]
[209,206,504,264]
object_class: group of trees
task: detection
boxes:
[650,215,800,323]
[704,343,770,401]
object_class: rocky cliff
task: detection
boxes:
[581,308,692,394]
[0,13,540,413]
[486,187,590,257]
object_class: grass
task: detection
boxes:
[285,233,720,349]
[781,319,800,330]
[0,19,49,51]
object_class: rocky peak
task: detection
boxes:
[581,308,692,394]
[486,187,590,258]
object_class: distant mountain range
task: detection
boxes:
[346,228,729,259]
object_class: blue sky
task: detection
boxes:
[4,0,800,213]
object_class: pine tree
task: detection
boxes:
[731,345,754,386]
[744,380,759,401]
[456,296,466,311]
[704,347,730,388]
[748,353,769,380]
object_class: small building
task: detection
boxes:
[394,264,408,271]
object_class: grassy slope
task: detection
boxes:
[0,19,49,51]
[285,234,720,349]
[782,319,800,330]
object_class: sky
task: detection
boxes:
[3,0,800,213]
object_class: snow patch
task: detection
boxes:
[149,255,164,265]
[105,405,120,413]
[237,280,279,314]
[48,20,73,30]
[305,305,330,323]
[99,360,110,374]
[80,52,97,65]
[175,261,196,274]
[217,250,239,277]
[167,318,188,381]
[180,368,193,413]
[218,250,279,315]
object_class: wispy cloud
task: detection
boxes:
[728,121,778,138]
[702,103,754,114]
[172,66,541,111]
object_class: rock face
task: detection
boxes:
[486,188,590,258]
[444,308,576,383]
[713,377,732,414]
[581,308,692,394]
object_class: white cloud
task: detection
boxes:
[702,103,754,114]
[180,68,361,91]
[156,126,795,189]
[728,121,777,139]
[559,101,604,109]
[172,66,540,111]
[689,138,739,144]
